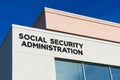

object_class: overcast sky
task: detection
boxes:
[1,0,120,45]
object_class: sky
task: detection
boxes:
[1,0,120,45]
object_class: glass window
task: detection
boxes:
[111,67,120,80]
[55,60,84,80]
[84,64,110,80]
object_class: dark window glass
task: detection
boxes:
[55,60,84,80]
[84,64,110,80]
[111,68,120,80]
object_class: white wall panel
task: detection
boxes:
[13,24,120,67]
[13,51,56,80]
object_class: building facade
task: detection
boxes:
[1,7,120,80]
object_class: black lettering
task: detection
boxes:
[59,40,63,45]
[66,48,71,53]
[74,43,79,48]
[73,49,78,54]
[24,34,29,40]
[62,47,67,53]
[49,45,53,51]
[52,46,57,51]
[27,42,32,47]
[50,38,54,44]
[78,50,83,55]
[31,35,35,41]
[21,41,27,47]
[55,39,59,45]
[68,42,73,47]
[41,44,47,50]
[33,43,39,48]
[79,44,83,49]
[43,37,47,43]
[57,46,62,52]
[19,33,23,39]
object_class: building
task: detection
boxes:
[1,7,120,80]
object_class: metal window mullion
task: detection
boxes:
[82,63,86,80]
[109,66,113,80]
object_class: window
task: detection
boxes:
[111,67,120,80]
[55,60,84,80]
[84,64,110,80]
[55,59,120,80]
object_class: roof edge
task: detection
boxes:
[44,7,120,28]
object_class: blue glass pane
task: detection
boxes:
[111,68,120,80]
[84,64,110,80]
[55,60,84,80]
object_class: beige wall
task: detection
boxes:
[33,7,120,43]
